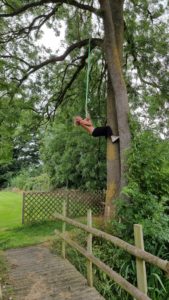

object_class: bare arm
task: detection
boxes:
[74,116,94,134]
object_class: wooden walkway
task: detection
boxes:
[4,245,104,300]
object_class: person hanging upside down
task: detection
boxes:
[74,116,119,143]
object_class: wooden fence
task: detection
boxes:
[54,201,169,300]
[22,189,104,224]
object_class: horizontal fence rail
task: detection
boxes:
[54,213,169,274]
[22,189,104,224]
[55,231,150,300]
[54,201,169,300]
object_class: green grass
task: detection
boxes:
[0,221,62,250]
[0,191,64,250]
[0,191,22,229]
[0,191,103,251]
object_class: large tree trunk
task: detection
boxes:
[100,0,131,219]
[105,76,120,219]
[109,0,124,62]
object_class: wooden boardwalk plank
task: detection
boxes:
[4,245,104,300]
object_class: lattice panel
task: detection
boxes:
[67,190,104,217]
[23,189,105,224]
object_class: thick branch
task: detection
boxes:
[0,0,100,18]
[19,38,102,85]
[0,0,52,17]
[62,0,101,16]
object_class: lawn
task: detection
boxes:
[0,191,22,229]
[0,221,62,250]
[0,191,62,250]
[0,191,103,250]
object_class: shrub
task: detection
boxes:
[10,168,51,191]
[110,129,169,299]
[113,130,169,242]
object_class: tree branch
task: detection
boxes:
[130,0,154,24]
[0,0,52,17]
[0,55,32,67]
[61,0,101,16]
[60,56,85,92]
[52,51,88,116]
[0,0,100,18]
[19,38,103,85]
[0,5,60,43]
[124,22,161,89]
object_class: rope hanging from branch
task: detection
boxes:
[85,38,91,118]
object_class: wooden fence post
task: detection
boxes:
[134,224,147,295]
[87,209,93,287]
[22,192,25,224]
[62,200,67,259]
[0,282,2,300]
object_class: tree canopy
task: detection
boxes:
[0,0,168,197]
[0,3,169,296]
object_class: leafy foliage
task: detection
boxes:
[124,0,169,137]
[53,228,169,300]
[41,110,106,191]
[0,131,40,188]
[0,2,169,299]
[52,126,169,299]
[10,167,50,191]
[113,129,169,242]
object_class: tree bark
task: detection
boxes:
[109,0,124,62]
[105,0,124,219]
[100,0,131,219]
[105,76,120,219]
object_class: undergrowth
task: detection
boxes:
[52,129,169,300]
[52,230,169,300]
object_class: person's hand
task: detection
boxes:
[74,116,93,127]
[77,117,93,127]
[74,116,83,125]
[74,116,94,134]
[81,117,93,127]
[79,117,94,134]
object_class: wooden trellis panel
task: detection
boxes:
[22,189,105,224]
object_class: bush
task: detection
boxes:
[10,168,51,191]
[113,130,169,242]
[110,129,169,299]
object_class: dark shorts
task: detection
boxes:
[92,126,113,138]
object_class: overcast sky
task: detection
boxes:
[38,22,65,53]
